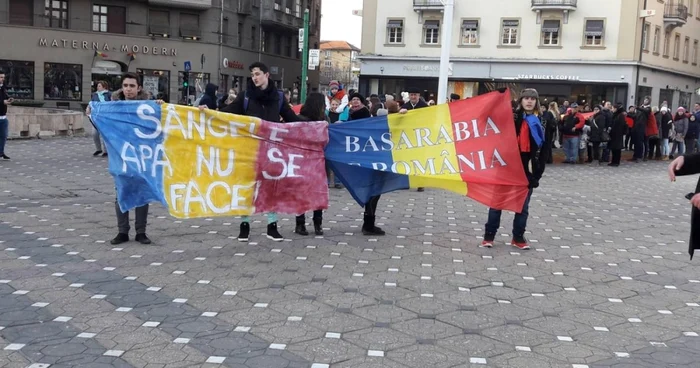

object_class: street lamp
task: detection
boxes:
[437,0,454,104]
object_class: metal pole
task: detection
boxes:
[218,0,224,86]
[301,9,310,104]
[634,0,648,105]
[437,0,454,105]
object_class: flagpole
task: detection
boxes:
[437,0,454,105]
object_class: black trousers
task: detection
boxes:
[591,142,601,161]
[611,149,622,165]
[364,196,381,216]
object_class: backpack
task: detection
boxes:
[243,90,285,113]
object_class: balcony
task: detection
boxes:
[237,0,252,15]
[261,6,303,32]
[413,0,444,11]
[148,0,212,10]
[664,3,688,30]
[531,0,577,11]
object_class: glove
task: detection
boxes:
[528,178,540,189]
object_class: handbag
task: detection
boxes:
[593,120,610,142]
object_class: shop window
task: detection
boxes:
[9,0,33,26]
[92,5,126,34]
[177,72,210,105]
[584,19,604,46]
[460,19,479,46]
[653,26,661,54]
[680,92,691,109]
[0,60,34,99]
[137,69,171,101]
[541,20,560,46]
[148,9,170,37]
[673,33,680,60]
[44,63,82,101]
[663,31,671,57]
[387,20,403,44]
[180,13,201,40]
[423,20,440,45]
[501,19,519,45]
[44,0,68,29]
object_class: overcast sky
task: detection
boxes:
[320,0,363,47]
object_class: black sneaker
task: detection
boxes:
[135,233,152,245]
[238,222,250,242]
[93,150,103,156]
[480,233,496,248]
[267,222,284,242]
[110,233,129,245]
[102,152,108,157]
[1,154,9,160]
[417,187,425,192]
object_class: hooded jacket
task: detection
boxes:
[221,80,298,123]
[198,83,218,110]
[111,89,150,101]
[325,89,348,114]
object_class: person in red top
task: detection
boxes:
[561,104,586,163]
[481,89,545,250]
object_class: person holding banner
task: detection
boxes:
[219,62,299,242]
[481,88,545,250]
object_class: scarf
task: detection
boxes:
[524,113,544,148]
[350,104,366,113]
[97,90,109,102]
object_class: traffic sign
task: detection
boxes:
[184,61,192,72]
[298,28,305,51]
[309,49,320,67]
[640,9,656,17]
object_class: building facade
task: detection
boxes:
[318,40,360,92]
[359,0,700,109]
[0,0,321,107]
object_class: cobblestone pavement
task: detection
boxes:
[0,137,699,368]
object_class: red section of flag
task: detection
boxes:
[253,120,329,214]
[448,90,529,212]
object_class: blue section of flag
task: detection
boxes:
[89,101,165,212]
[325,117,409,206]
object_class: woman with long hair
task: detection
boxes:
[548,102,561,150]
[608,103,627,166]
[294,93,328,236]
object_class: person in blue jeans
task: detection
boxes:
[481,88,545,250]
[0,72,13,160]
[561,107,583,163]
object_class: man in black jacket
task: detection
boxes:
[198,83,219,110]
[219,62,298,242]
[669,154,700,259]
[0,72,13,160]
[399,87,428,191]
[601,102,614,163]
[631,96,652,162]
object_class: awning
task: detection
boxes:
[584,20,604,36]
[92,60,123,75]
[424,20,440,29]
[503,20,519,27]
[542,20,560,33]
[387,20,403,29]
[462,20,478,30]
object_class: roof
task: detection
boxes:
[320,40,361,51]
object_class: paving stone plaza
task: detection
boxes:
[0,137,699,368]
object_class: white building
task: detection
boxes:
[359,0,700,108]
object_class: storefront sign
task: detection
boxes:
[402,63,453,75]
[39,38,178,57]
[222,58,244,69]
[516,74,580,81]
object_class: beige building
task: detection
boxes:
[0,0,321,107]
[359,0,700,108]
[318,40,360,92]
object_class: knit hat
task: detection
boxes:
[450,93,460,100]
[570,102,579,108]
[519,88,539,101]
[678,106,686,113]
[407,87,421,94]
[661,106,669,113]
[349,92,364,102]
[329,80,340,89]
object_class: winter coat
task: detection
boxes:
[673,153,700,259]
[348,105,371,121]
[221,81,298,123]
[198,83,218,110]
[91,90,110,102]
[673,115,689,138]
[111,89,149,101]
[634,105,651,133]
[587,113,606,143]
[608,109,627,150]
[602,109,613,130]
[645,112,659,138]
[401,100,429,110]
[513,109,545,189]
[325,89,348,114]
[687,118,700,140]
[658,112,673,139]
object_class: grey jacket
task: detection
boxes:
[674,117,689,136]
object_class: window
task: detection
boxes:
[674,33,680,59]
[237,22,243,47]
[387,20,403,44]
[222,18,229,44]
[351,51,357,60]
[0,60,34,99]
[44,63,82,101]
[324,60,332,67]
[423,20,440,45]
[584,19,604,46]
[261,30,267,52]
[663,31,671,56]
[9,0,33,26]
[653,26,661,54]
[274,0,282,10]
[325,50,331,57]
[642,22,650,50]
[149,9,170,37]
[541,19,560,46]
[295,37,301,59]
[501,19,519,45]
[137,69,171,102]
[694,40,699,64]
[180,13,200,40]
[45,0,68,29]
[251,26,256,50]
[683,37,690,62]
[92,5,126,34]
[690,0,695,15]
[295,0,301,17]
[286,36,292,57]
[460,19,479,45]
[274,33,281,55]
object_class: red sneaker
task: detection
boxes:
[511,236,530,250]
[480,233,495,248]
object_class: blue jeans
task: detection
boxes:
[662,138,670,156]
[563,136,579,162]
[0,118,7,155]
[485,189,533,238]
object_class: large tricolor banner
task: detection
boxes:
[325,90,530,213]
[89,101,329,218]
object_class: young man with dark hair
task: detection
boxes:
[399,86,429,191]
[219,61,299,242]
[481,88,545,250]
[0,72,13,160]
[87,72,159,245]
